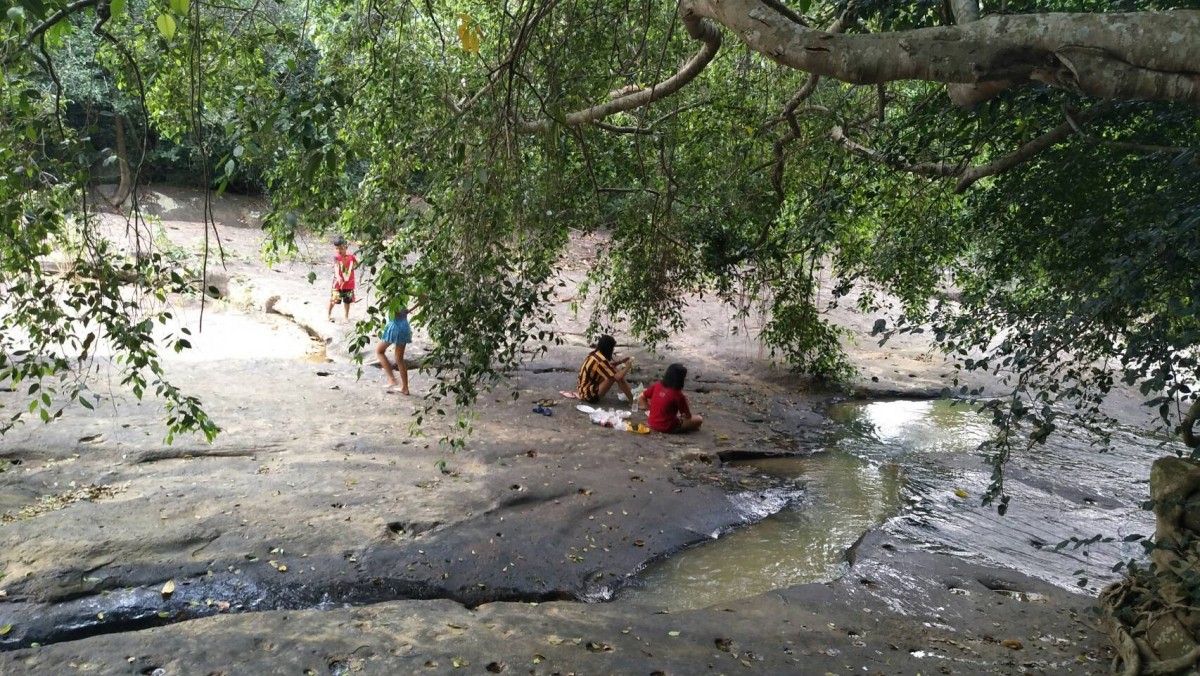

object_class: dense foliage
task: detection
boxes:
[1,0,1197,469]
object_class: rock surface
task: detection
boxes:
[0,187,1145,673]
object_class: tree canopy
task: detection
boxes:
[1,0,1197,468]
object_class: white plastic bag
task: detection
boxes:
[588,408,631,428]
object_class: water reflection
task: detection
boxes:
[827,398,994,455]
[618,399,1160,611]
[617,447,906,610]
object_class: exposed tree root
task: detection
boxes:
[1100,457,1200,675]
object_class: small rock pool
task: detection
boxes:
[616,399,1163,610]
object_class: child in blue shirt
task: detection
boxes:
[377,295,417,394]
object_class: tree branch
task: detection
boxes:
[682,0,1200,105]
[950,0,980,23]
[516,14,721,132]
[1062,109,1192,155]
[589,99,713,135]
[445,0,564,118]
[1089,139,1192,155]
[21,0,98,52]
[828,106,1108,192]
[769,12,851,196]
[760,0,809,27]
[945,0,1012,106]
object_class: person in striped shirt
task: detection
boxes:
[577,334,634,405]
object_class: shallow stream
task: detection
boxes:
[617,399,1164,610]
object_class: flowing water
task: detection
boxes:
[616,399,1165,610]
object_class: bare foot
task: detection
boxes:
[399,389,410,396]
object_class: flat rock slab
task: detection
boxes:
[0,191,1155,672]
[2,533,1112,675]
[0,356,791,650]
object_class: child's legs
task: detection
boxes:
[394,344,409,393]
[595,377,616,400]
[342,295,351,319]
[678,414,703,432]
[375,340,397,386]
[597,369,633,402]
[614,371,634,402]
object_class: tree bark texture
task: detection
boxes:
[1101,457,1200,675]
[108,113,133,207]
[682,0,1200,105]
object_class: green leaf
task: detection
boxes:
[224,159,235,176]
[156,13,176,39]
[169,0,189,14]
[0,624,10,635]
[110,0,126,16]
[79,396,94,410]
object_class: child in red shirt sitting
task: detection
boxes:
[638,363,703,433]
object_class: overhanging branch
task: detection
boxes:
[589,98,713,135]
[516,14,722,132]
[682,0,1200,105]
[25,0,99,49]
[828,105,1108,192]
[946,0,1012,106]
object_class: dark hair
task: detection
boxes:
[332,235,347,247]
[662,363,687,390]
[594,335,616,360]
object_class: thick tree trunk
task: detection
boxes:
[682,0,1200,105]
[1101,457,1200,675]
[108,113,133,207]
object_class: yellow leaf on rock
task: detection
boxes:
[161,580,175,596]
[954,489,969,499]
[0,624,12,635]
